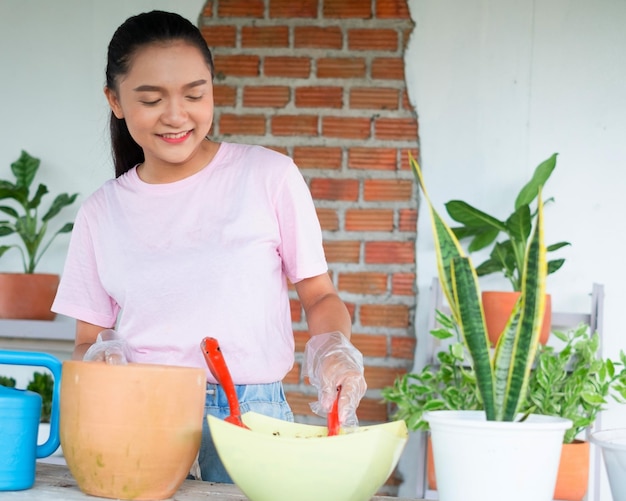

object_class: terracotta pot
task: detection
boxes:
[0,273,59,320]
[554,440,590,501]
[60,361,206,500]
[482,291,552,346]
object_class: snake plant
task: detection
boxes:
[412,153,547,421]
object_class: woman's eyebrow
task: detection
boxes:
[133,79,208,92]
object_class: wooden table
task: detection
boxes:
[2,462,424,500]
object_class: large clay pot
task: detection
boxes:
[0,273,59,320]
[60,361,206,501]
[482,291,552,346]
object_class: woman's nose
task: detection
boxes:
[161,98,188,125]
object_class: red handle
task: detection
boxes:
[327,385,342,436]
[201,337,248,428]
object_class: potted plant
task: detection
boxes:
[0,150,78,320]
[444,153,570,345]
[408,152,571,501]
[383,321,625,501]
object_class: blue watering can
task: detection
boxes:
[0,350,62,491]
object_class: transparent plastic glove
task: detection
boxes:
[83,329,132,365]
[303,331,367,429]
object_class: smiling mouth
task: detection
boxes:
[158,130,193,143]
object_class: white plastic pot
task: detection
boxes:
[425,410,571,501]
[590,428,626,501]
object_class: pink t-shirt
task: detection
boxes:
[52,142,328,383]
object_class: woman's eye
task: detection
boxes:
[187,95,203,101]
[140,99,161,106]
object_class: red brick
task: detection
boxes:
[398,208,417,231]
[218,0,264,17]
[345,209,394,231]
[323,0,371,18]
[242,26,289,48]
[392,273,416,296]
[400,148,420,170]
[290,298,302,322]
[264,57,311,78]
[390,335,417,359]
[350,87,399,110]
[376,0,411,19]
[348,29,398,51]
[213,55,260,77]
[375,117,418,140]
[317,57,366,78]
[360,304,409,328]
[364,179,413,201]
[269,0,317,18]
[351,333,388,357]
[294,147,342,169]
[271,115,319,136]
[243,86,290,108]
[219,114,266,136]
[322,117,371,139]
[323,241,361,263]
[213,85,236,106]
[364,365,409,389]
[310,178,359,201]
[265,145,289,155]
[202,3,213,17]
[283,364,300,384]
[402,89,415,111]
[295,86,343,108]
[355,397,390,423]
[201,25,236,47]
[316,208,339,231]
[338,272,388,294]
[372,57,405,79]
[365,241,415,264]
[348,147,397,170]
[286,391,317,417]
[295,26,343,49]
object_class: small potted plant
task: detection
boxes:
[444,153,570,345]
[0,150,78,320]
[383,321,626,501]
[406,152,571,501]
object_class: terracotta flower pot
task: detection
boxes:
[554,440,590,501]
[60,361,206,500]
[0,273,59,320]
[482,291,552,346]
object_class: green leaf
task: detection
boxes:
[42,193,78,222]
[445,200,507,232]
[11,150,40,190]
[515,153,557,209]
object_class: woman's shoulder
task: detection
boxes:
[221,142,295,169]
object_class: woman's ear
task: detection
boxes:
[104,87,124,119]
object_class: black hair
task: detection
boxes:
[105,10,214,177]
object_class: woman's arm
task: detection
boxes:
[72,320,113,360]
[294,273,352,338]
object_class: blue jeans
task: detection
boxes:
[199,381,294,483]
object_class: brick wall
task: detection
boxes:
[200,0,418,429]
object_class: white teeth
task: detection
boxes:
[161,131,188,139]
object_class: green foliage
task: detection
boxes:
[26,371,54,423]
[523,325,626,443]
[0,375,16,387]
[409,153,547,422]
[383,320,626,443]
[381,311,482,431]
[445,153,570,291]
[0,150,78,273]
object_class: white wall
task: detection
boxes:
[403,0,626,499]
[0,0,204,274]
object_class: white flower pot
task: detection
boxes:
[425,410,571,501]
[590,428,626,501]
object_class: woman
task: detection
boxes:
[52,10,366,483]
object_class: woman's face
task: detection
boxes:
[105,41,214,176]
